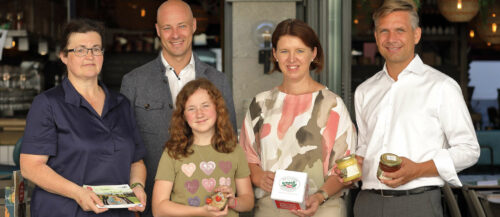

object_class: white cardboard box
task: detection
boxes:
[270,170,308,210]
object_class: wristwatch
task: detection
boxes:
[315,189,329,205]
[130,182,144,189]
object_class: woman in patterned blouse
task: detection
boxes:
[239,19,358,217]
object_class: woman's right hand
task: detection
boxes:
[202,204,228,217]
[333,155,363,186]
[258,171,275,193]
[249,164,275,193]
[73,186,108,214]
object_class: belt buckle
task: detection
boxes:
[380,189,394,198]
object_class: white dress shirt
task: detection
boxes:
[161,52,196,106]
[355,55,480,189]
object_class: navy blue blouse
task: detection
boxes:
[21,78,146,217]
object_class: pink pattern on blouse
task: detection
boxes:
[278,94,312,139]
[239,123,260,164]
[322,110,340,175]
[260,123,271,139]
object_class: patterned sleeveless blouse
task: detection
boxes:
[239,87,357,198]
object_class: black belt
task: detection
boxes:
[368,186,439,197]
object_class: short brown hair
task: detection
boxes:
[165,78,237,159]
[373,0,419,30]
[59,19,105,57]
[271,19,324,73]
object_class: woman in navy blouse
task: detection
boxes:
[20,19,147,217]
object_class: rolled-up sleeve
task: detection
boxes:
[239,108,261,165]
[434,78,480,186]
[327,97,357,176]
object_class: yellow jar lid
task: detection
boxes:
[335,154,355,164]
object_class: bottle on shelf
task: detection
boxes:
[4,13,13,29]
[29,62,42,93]
[15,12,23,30]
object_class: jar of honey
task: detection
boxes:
[335,154,361,182]
[377,153,402,180]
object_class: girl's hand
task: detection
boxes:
[73,186,108,214]
[203,204,229,217]
[215,185,236,209]
[214,185,235,198]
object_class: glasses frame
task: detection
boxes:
[66,46,105,57]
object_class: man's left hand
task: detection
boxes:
[380,157,421,188]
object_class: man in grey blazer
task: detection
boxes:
[120,1,236,216]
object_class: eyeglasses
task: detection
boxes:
[66,46,104,57]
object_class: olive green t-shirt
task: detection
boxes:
[156,144,250,217]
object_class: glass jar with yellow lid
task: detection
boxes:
[377,153,402,180]
[335,154,361,182]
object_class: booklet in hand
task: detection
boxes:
[83,184,142,209]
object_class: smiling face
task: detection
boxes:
[374,11,421,69]
[273,35,317,81]
[155,1,196,61]
[59,31,103,80]
[184,88,217,139]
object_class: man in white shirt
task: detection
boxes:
[353,0,480,216]
[120,1,236,216]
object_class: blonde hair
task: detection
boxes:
[373,0,419,29]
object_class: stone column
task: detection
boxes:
[228,0,296,128]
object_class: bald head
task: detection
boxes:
[157,0,194,23]
[155,0,197,64]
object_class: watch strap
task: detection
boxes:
[130,182,144,189]
[315,189,329,205]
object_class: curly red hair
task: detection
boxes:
[165,78,236,159]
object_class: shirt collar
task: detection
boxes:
[377,54,424,80]
[62,77,123,116]
[160,52,195,73]
[405,54,424,75]
[62,77,82,106]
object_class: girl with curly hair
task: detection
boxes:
[152,78,254,217]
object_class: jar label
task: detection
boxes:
[345,164,360,177]
[386,155,397,161]
[377,167,392,180]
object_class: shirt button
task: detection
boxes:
[144,104,150,109]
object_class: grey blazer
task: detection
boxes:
[120,53,236,217]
